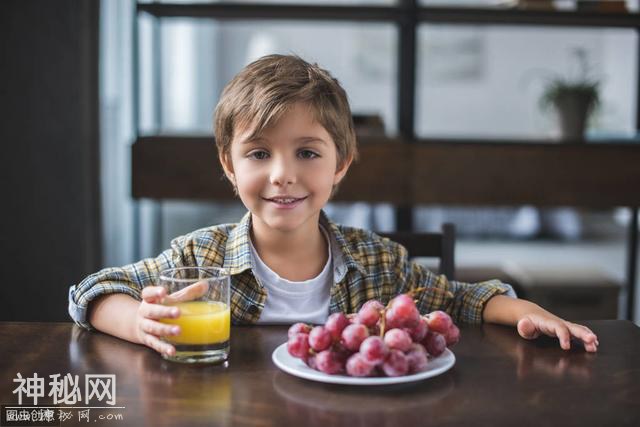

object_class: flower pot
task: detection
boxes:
[553,92,595,141]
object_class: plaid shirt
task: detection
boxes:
[68,210,513,330]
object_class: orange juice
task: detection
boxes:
[160,301,230,345]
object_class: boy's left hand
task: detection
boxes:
[516,313,599,353]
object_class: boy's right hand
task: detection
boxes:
[135,286,181,357]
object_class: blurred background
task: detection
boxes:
[2,0,639,325]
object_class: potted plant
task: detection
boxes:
[539,48,600,141]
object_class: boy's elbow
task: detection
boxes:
[68,284,97,331]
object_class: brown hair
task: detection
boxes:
[214,54,358,170]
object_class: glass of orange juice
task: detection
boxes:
[157,267,230,364]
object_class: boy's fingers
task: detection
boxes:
[164,280,210,304]
[569,323,597,342]
[517,317,540,340]
[554,324,571,350]
[141,302,180,320]
[142,332,176,356]
[141,318,180,337]
[567,323,599,352]
[142,286,166,302]
[518,317,598,352]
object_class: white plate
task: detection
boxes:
[271,343,455,385]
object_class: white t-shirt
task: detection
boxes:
[251,226,333,324]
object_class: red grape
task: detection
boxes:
[309,326,332,352]
[406,317,428,342]
[425,310,453,334]
[345,353,375,377]
[359,336,388,365]
[363,299,385,311]
[341,324,369,351]
[288,322,311,339]
[391,293,414,308]
[356,304,380,327]
[315,350,344,375]
[325,312,351,341]
[384,307,403,330]
[423,331,447,357]
[445,324,460,347]
[287,333,310,358]
[406,343,428,373]
[304,353,317,370]
[383,328,412,352]
[388,294,420,328]
[382,349,409,377]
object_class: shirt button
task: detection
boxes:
[247,304,259,315]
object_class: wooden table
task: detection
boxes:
[1,321,639,426]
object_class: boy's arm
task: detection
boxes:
[88,288,181,356]
[391,244,512,324]
[390,242,598,352]
[69,233,194,330]
[482,294,544,325]
[88,293,141,343]
[483,295,599,352]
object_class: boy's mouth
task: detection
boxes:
[263,196,308,206]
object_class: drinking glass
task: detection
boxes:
[157,267,230,364]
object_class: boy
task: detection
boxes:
[69,54,598,358]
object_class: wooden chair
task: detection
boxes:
[379,223,456,280]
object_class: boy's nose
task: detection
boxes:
[269,158,297,186]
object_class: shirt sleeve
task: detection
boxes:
[391,243,515,324]
[68,234,194,330]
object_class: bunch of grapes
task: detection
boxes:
[286,292,460,377]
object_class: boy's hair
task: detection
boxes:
[214,54,358,170]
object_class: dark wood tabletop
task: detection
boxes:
[1,321,639,427]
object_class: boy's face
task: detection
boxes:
[221,103,351,234]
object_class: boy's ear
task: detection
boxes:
[333,155,353,186]
[219,153,235,183]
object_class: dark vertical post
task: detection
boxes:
[637,28,640,138]
[627,207,638,321]
[441,223,456,280]
[1,0,101,320]
[396,0,417,231]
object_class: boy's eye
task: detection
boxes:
[248,150,269,160]
[298,150,319,159]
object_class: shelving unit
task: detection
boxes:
[137,3,640,27]
[132,1,640,320]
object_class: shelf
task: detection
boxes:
[137,3,640,28]
[414,137,640,145]
[416,6,640,28]
[132,135,640,206]
[137,3,402,22]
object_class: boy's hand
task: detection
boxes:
[135,286,181,357]
[483,295,599,353]
[516,313,599,353]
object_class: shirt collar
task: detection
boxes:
[222,210,366,282]
[222,211,253,275]
[320,211,368,282]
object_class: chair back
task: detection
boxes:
[379,223,455,280]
